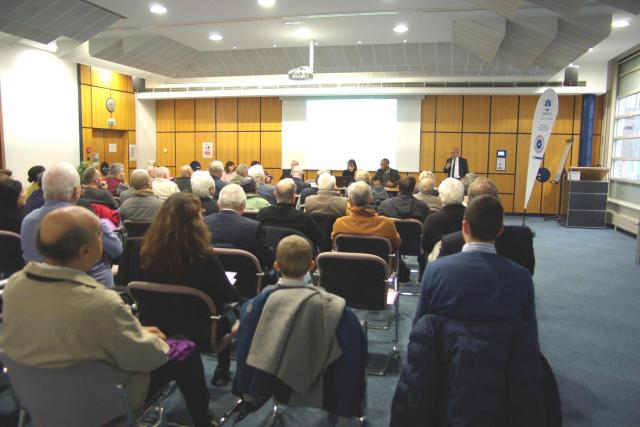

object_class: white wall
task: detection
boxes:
[0,44,79,185]
[134,99,156,169]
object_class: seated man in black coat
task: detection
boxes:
[204,184,274,271]
[378,176,430,222]
[257,178,322,248]
[290,166,311,194]
[438,177,535,275]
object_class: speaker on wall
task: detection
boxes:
[564,65,579,86]
[132,77,146,92]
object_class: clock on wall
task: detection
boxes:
[105,97,115,113]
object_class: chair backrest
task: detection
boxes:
[212,247,263,298]
[116,237,144,287]
[317,252,389,310]
[334,233,393,264]
[309,212,339,253]
[0,231,24,279]
[263,225,315,255]
[0,351,131,427]
[123,220,152,237]
[393,219,423,256]
[242,210,259,220]
[128,281,220,353]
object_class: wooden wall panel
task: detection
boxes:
[552,96,575,134]
[127,131,137,169]
[514,134,542,213]
[81,128,94,162]
[594,95,604,135]
[91,86,111,129]
[518,96,537,134]
[194,132,215,168]
[261,98,282,131]
[592,134,602,166]
[261,132,282,168]
[239,132,260,165]
[216,98,238,131]
[156,133,176,167]
[463,96,490,133]
[462,133,489,173]
[176,132,195,169]
[195,99,215,131]
[156,100,175,132]
[91,130,104,165]
[435,133,461,172]
[491,96,518,133]
[421,96,436,132]
[541,135,570,213]
[238,98,261,131]
[103,131,126,166]
[79,64,91,85]
[436,96,463,132]
[488,173,515,194]
[500,194,514,212]
[216,132,238,163]
[90,68,111,89]
[109,90,135,130]
[420,133,435,171]
[110,73,132,92]
[175,99,195,132]
[81,85,92,128]
[573,95,582,135]
[489,134,516,174]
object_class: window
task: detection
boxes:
[613,76,640,181]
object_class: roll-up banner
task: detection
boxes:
[524,88,559,210]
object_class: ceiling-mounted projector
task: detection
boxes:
[288,66,313,80]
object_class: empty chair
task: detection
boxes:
[123,220,152,237]
[334,234,397,278]
[309,212,339,253]
[0,231,23,279]
[213,247,264,298]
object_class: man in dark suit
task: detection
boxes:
[279,159,299,181]
[443,147,469,179]
[257,178,322,248]
[372,158,400,187]
[378,176,430,222]
[204,183,274,270]
[415,194,538,347]
[438,178,535,275]
[290,166,311,194]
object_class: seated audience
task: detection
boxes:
[290,165,310,194]
[240,177,271,211]
[439,177,535,275]
[139,193,242,387]
[120,169,163,222]
[332,181,401,250]
[222,160,236,182]
[0,206,213,427]
[414,194,538,344]
[304,173,348,217]
[414,177,442,211]
[378,176,430,222]
[25,165,45,200]
[421,177,466,257]
[23,171,45,216]
[21,162,122,288]
[0,176,25,233]
[230,164,248,185]
[81,167,118,209]
[152,166,179,200]
[279,159,299,180]
[191,170,219,216]
[105,163,129,197]
[208,160,227,197]
[418,170,436,183]
[257,178,322,248]
[354,169,386,208]
[298,169,327,207]
[0,168,12,178]
[342,159,357,177]
[248,164,276,205]
[175,165,193,192]
[204,183,274,270]
[371,175,391,206]
[145,160,157,178]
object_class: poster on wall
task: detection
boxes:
[108,143,117,153]
[129,144,137,162]
[524,88,559,210]
[202,142,213,158]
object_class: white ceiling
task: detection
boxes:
[0,0,639,82]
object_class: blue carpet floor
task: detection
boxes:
[1,217,638,426]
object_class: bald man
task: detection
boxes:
[1,207,214,426]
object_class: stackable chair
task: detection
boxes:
[333,233,398,280]
[123,220,152,237]
[0,231,23,280]
[242,210,259,221]
[308,212,339,253]
[263,225,317,256]
[212,247,264,298]
[116,237,144,288]
[316,252,399,375]
[393,218,423,295]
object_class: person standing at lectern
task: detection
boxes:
[373,158,400,187]
[444,147,469,179]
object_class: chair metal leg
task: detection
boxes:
[366,344,399,376]
[218,398,243,425]
[17,409,27,427]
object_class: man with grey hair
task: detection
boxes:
[191,170,219,216]
[354,168,388,208]
[248,164,276,205]
[230,164,249,185]
[290,165,310,194]
[298,169,328,207]
[81,167,118,209]
[257,178,322,248]
[105,163,129,197]
[421,177,466,260]
[120,169,163,222]
[152,166,179,200]
[208,160,227,197]
[175,165,193,192]
[304,173,348,216]
[279,159,300,180]
[21,162,122,288]
[204,184,274,272]
[331,181,400,250]
[415,178,443,211]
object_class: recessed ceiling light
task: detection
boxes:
[149,4,167,14]
[357,40,362,44]
[394,23,408,33]
[258,0,276,7]
[402,39,407,43]
[612,19,630,28]
[314,42,319,46]
[588,47,594,52]
[233,46,238,49]
[284,21,304,25]
[296,27,312,38]
[272,44,278,47]
[209,33,223,41]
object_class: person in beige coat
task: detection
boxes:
[0,206,213,426]
[304,173,348,217]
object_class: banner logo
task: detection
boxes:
[534,135,545,154]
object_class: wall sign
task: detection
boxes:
[202,142,213,158]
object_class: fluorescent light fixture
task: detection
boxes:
[394,23,408,33]
[402,39,407,43]
[588,47,594,52]
[314,42,319,46]
[209,33,223,41]
[284,21,304,25]
[296,27,312,38]
[272,44,278,47]
[150,4,167,14]
[233,46,238,49]
[357,40,363,44]
[612,19,630,28]
[258,0,276,7]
